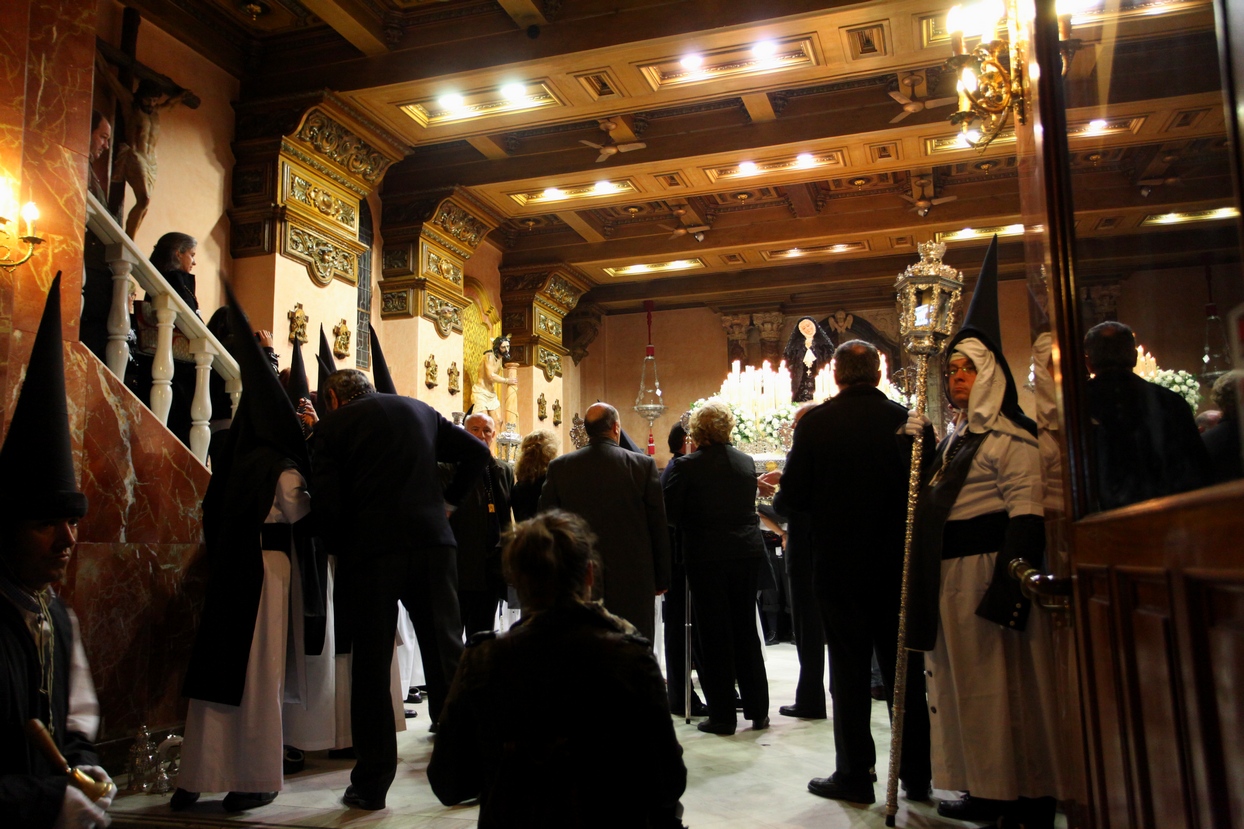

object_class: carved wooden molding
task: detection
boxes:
[424,292,464,338]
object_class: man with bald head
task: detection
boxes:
[445,413,514,637]
[538,403,671,643]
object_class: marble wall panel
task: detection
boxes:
[62,541,205,741]
[75,342,208,544]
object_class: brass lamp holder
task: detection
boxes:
[883,241,963,827]
[946,7,1028,153]
[0,217,44,271]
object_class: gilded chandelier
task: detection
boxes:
[945,0,1028,152]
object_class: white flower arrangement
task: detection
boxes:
[1150,368,1201,411]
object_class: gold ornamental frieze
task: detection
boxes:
[423,292,464,338]
[293,108,393,187]
[282,163,358,235]
[380,287,414,318]
[282,219,362,286]
[422,243,464,287]
[432,201,488,250]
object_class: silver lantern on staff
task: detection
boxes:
[883,240,963,827]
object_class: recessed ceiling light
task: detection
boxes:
[543,187,564,200]
[500,83,527,101]
[594,180,616,193]
[1087,118,1107,132]
[752,41,778,59]
[438,93,465,110]
[680,54,703,70]
[738,161,758,175]
[795,153,815,168]
[787,248,802,257]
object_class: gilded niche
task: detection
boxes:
[290,173,357,227]
[433,203,487,249]
[333,318,351,358]
[296,109,390,185]
[286,225,356,285]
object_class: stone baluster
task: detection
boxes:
[188,338,216,463]
[227,377,242,419]
[104,248,135,381]
[149,293,177,425]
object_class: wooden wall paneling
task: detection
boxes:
[1078,565,1134,829]
[1183,574,1244,828]
[1114,569,1195,829]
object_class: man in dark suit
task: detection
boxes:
[768,401,828,719]
[777,340,932,804]
[538,402,671,644]
[1085,320,1212,509]
[310,369,490,811]
[447,413,514,638]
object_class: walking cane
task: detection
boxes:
[884,244,962,827]
[684,577,693,725]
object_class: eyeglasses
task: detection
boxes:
[946,364,978,378]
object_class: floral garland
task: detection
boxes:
[1150,368,1201,411]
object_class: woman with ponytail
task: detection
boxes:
[429,510,688,828]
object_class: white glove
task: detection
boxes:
[898,410,931,437]
[53,785,111,829]
[75,766,115,809]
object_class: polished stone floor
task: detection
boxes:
[108,643,1044,829]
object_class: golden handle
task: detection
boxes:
[25,719,116,802]
[1008,558,1073,610]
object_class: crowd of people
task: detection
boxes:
[3,229,1242,829]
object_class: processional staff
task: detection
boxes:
[884,241,963,826]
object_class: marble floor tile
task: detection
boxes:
[109,643,1063,829]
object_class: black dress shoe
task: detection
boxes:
[342,785,385,811]
[778,704,827,719]
[222,791,277,812]
[405,688,423,704]
[752,716,770,730]
[938,792,1006,822]
[404,708,419,719]
[669,696,710,718]
[169,788,199,811]
[807,773,875,804]
[696,719,736,735]
[283,746,305,775]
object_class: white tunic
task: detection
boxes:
[926,429,1066,801]
[178,469,308,793]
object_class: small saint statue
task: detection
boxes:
[333,318,351,358]
[425,354,438,389]
[552,398,563,426]
[537,393,547,420]
[287,303,309,344]
[447,361,461,395]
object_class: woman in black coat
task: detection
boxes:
[662,400,770,733]
[429,510,687,828]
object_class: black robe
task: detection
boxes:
[0,594,99,829]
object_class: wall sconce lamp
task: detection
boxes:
[945,0,1027,152]
[0,177,43,271]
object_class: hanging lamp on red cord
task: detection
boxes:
[633,300,667,455]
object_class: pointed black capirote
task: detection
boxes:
[316,326,337,417]
[947,234,1036,436]
[953,234,1001,351]
[286,337,310,407]
[369,325,397,395]
[222,280,309,477]
[0,273,88,521]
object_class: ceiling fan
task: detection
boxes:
[580,118,647,163]
[901,177,957,217]
[888,73,956,124]
[661,205,710,241]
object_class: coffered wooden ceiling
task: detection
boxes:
[133,0,1239,314]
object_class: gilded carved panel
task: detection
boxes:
[423,293,464,338]
[295,108,392,185]
[284,222,357,286]
[432,202,488,250]
[422,246,464,286]
[286,167,358,231]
